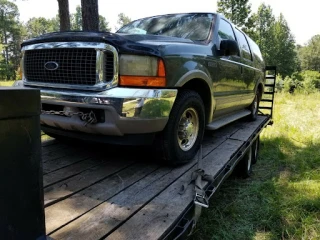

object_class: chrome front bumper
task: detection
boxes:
[14,81,177,136]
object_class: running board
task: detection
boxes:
[206,110,251,130]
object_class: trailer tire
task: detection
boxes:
[154,90,205,165]
[236,146,253,178]
[252,136,260,165]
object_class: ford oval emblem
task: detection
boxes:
[44,61,59,71]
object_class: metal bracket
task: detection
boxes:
[194,193,209,208]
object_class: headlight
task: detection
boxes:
[120,55,158,76]
[119,55,166,87]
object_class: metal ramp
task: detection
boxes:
[259,66,276,122]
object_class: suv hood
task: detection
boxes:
[21,31,193,57]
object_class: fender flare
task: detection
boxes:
[175,70,216,123]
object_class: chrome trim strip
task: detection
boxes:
[111,50,119,89]
[96,49,104,84]
[221,58,263,72]
[20,50,26,81]
[23,81,109,91]
[22,42,108,50]
[21,42,119,91]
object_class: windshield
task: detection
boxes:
[117,13,216,41]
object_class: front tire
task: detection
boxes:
[155,90,205,165]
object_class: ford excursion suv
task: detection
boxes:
[14,13,265,164]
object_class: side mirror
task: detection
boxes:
[219,40,240,56]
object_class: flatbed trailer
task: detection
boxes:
[41,114,271,240]
[1,68,276,240]
[41,66,277,240]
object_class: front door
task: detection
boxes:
[211,19,244,118]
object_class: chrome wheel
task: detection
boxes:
[177,107,199,151]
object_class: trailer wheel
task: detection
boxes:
[248,90,260,121]
[155,90,205,165]
[252,136,260,165]
[236,146,253,178]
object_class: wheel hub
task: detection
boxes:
[177,108,199,151]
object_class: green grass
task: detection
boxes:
[0,80,15,86]
[192,92,320,240]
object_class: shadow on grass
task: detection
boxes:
[191,135,320,240]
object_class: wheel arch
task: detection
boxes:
[175,71,215,124]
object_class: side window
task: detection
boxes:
[247,37,263,64]
[218,19,236,41]
[234,28,252,61]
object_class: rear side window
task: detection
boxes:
[247,37,263,64]
[218,19,235,40]
[234,28,252,61]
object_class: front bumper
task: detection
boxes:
[13,81,177,136]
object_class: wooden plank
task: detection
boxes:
[49,160,197,240]
[43,157,105,187]
[107,139,243,240]
[42,146,89,163]
[44,158,134,207]
[43,152,92,174]
[45,163,158,234]
[229,116,266,142]
[41,143,68,155]
[202,121,242,158]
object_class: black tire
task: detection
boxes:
[235,146,253,178]
[248,90,260,121]
[252,136,260,165]
[154,90,205,165]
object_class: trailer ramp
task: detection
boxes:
[42,115,271,240]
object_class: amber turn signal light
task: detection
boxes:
[119,76,166,87]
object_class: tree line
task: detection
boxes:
[218,0,320,92]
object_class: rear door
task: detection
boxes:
[234,28,255,106]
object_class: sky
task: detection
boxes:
[13,0,320,45]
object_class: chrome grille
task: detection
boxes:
[24,48,97,85]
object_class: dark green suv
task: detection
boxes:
[16,12,265,165]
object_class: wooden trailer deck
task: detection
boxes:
[42,115,270,240]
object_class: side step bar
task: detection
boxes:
[206,109,251,130]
